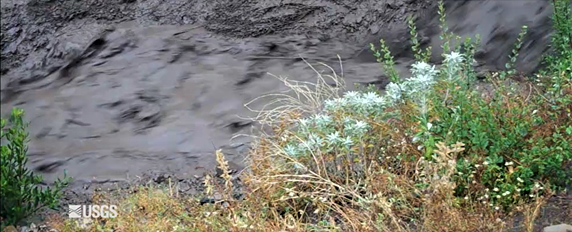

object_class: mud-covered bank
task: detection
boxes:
[0,0,558,191]
[0,0,431,77]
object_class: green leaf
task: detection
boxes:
[1,108,70,226]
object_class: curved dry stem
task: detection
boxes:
[244,56,346,126]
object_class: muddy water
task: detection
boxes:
[0,0,557,186]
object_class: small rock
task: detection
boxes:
[370,25,379,34]
[543,224,572,232]
[18,225,36,232]
[29,223,37,232]
[213,193,223,201]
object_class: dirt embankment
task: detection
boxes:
[0,0,556,194]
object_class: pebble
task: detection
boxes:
[543,224,572,232]
[18,223,37,232]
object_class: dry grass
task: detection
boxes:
[47,60,564,232]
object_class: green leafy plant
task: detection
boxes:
[505,25,529,77]
[1,108,70,226]
[418,1,570,211]
[538,0,572,116]
[370,39,401,83]
[437,1,453,56]
[407,15,432,63]
[543,0,572,77]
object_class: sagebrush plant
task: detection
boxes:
[1,108,70,226]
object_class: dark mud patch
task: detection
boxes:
[1,0,429,80]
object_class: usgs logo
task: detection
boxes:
[68,205,118,218]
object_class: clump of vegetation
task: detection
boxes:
[1,108,70,227]
[543,0,572,77]
[49,0,571,231]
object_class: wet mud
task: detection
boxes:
[0,0,558,190]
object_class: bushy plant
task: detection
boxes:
[377,0,570,212]
[243,54,495,230]
[428,55,570,210]
[1,108,70,226]
[266,0,571,223]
